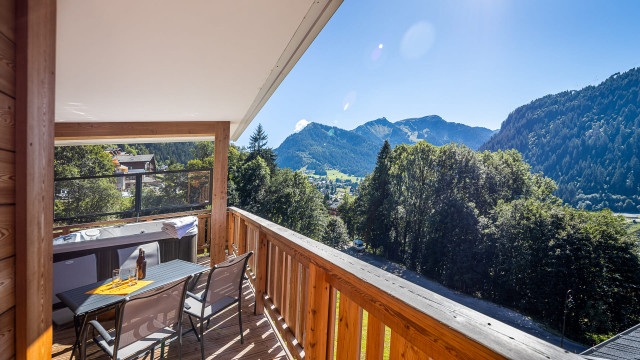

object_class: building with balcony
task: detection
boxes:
[0,1,585,359]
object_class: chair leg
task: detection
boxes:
[178,324,184,360]
[188,315,200,342]
[238,300,244,344]
[200,318,205,360]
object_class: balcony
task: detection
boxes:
[51,207,582,359]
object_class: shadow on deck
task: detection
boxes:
[52,256,287,360]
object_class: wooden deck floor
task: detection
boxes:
[52,257,287,360]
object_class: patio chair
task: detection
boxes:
[118,241,161,271]
[183,252,253,360]
[52,254,98,327]
[84,275,193,360]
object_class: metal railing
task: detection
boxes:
[54,168,213,224]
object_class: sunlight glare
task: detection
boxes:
[401,21,435,59]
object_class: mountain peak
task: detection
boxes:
[276,115,494,176]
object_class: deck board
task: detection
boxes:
[52,256,288,360]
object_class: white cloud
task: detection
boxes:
[294,119,310,132]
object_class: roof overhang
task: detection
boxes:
[55,0,342,145]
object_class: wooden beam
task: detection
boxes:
[55,121,229,141]
[210,121,229,265]
[15,0,55,358]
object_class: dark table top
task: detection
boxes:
[57,259,209,316]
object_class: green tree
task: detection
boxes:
[54,145,129,224]
[358,140,393,255]
[191,141,215,161]
[238,157,270,213]
[264,169,328,240]
[321,217,350,249]
[247,124,277,172]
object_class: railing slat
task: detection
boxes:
[288,258,300,338]
[274,245,282,310]
[304,263,331,360]
[299,265,309,347]
[255,230,268,315]
[268,241,276,301]
[336,294,363,360]
[281,253,291,325]
[365,312,385,360]
[390,331,430,360]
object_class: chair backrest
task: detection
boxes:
[203,252,253,309]
[53,254,97,305]
[114,275,192,354]
[118,242,161,271]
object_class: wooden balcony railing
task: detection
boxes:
[227,207,582,360]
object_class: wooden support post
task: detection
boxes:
[211,122,229,265]
[304,263,331,360]
[15,0,56,358]
[255,230,268,314]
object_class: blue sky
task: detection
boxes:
[236,0,640,148]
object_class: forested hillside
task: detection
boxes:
[276,115,494,176]
[482,67,640,212]
[276,122,380,176]
[339,141,640,343]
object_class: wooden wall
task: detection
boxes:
[0,0,16,358]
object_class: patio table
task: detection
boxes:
[57,259,210,360]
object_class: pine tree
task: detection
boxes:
[359,140,393,254]
[247,124,277,172]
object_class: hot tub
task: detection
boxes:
[53,219,198,280]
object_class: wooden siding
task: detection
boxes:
[0,0,15,358]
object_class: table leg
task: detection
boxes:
[69,314,87,360]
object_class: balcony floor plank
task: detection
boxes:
[51,256,287,360]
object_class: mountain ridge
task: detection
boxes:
[275,115,496,176]
[482,66,640,212]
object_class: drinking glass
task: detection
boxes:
[128,268,137,286]
[112,269,121,288]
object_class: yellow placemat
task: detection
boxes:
[86,280,154,296]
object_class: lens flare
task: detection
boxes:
[401,21,435,60]
[342,91,357,111]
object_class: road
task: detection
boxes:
[342,247,588,354]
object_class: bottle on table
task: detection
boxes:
[136,248,147,280]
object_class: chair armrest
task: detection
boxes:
[186,291,204,302]
[87,320,114,345]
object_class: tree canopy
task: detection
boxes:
[340,141,640,343]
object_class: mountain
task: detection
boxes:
[354,115,496,149]
[481,67,640,212]
[276,116,495,177]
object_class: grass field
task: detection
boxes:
[627,222,640,236]
[302,168,364,183]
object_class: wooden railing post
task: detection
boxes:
[304,263,331,360]
[255,230,268,314]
